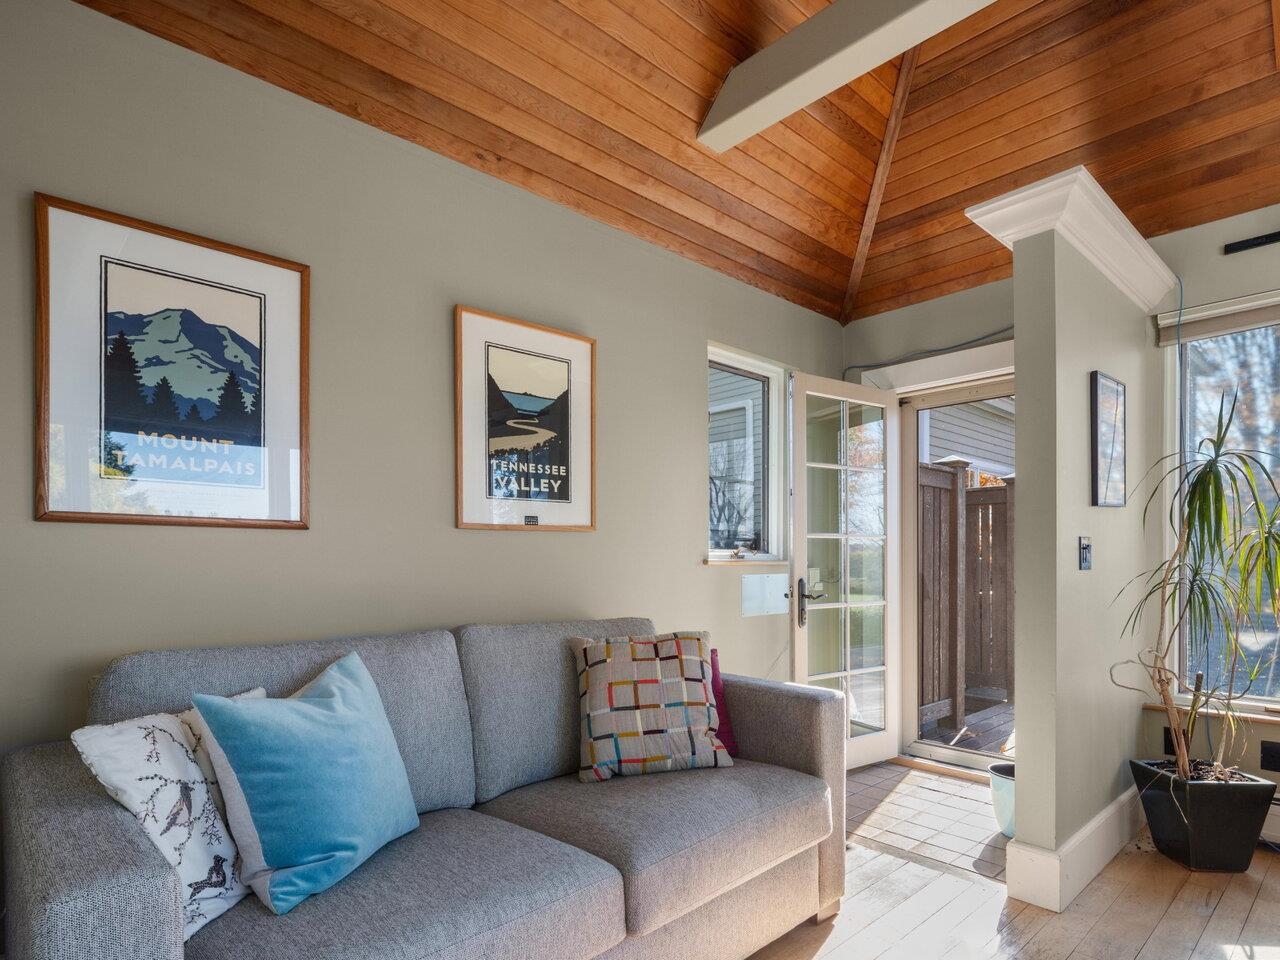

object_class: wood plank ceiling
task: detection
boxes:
[78,0,1280,325]
[858,0,1280,320]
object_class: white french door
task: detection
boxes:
[790,373,901,769]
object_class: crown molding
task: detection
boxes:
[965,166,1176,313]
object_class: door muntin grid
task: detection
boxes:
[804,393,887,738]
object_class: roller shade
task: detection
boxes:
[1155,290,1280,347]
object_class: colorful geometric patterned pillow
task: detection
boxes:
[572,632,733,782]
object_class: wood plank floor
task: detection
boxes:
[751,830,1280,960]
[848,762,1007,879]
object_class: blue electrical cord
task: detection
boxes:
[841,324,1013,377]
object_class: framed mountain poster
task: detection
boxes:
[455,306,595,531]
[35,194,309,527]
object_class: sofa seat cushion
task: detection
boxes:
[185,808,625,960]
[478,758,831,936]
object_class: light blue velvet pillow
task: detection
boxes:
[193,652,418,915]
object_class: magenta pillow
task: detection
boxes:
[709,648,739,757]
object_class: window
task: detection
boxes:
[1179,321,1280,699]
[707,347,783,559]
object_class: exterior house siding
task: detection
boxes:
[921,399,1015,476]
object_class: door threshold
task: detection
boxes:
[887,754,990,785]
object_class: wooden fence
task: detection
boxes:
[965,482,1015,699]
[918,458,1014,729]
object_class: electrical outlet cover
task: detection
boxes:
[1260,740,1280,772]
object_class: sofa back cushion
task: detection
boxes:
[455,618,655,802]
[88,630,474,813]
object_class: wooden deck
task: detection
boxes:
[920,697,1015,755]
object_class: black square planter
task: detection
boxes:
[1130,759,1277,872]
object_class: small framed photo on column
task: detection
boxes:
[1090,370,1126,507]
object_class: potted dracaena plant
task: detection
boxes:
[1114,393,1280,871]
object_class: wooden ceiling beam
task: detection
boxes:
[696,0,994,152]
[839,45,918,324]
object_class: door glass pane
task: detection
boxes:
[847,404,885,469]
[807,467,841,534]
[801,388,891,748]
[849,670,886,736]
[846,471,885,536]
[806,395,843,465]
[849,605,885,670]
[805,537,840,596]
[847,541,884,602]
[807,607,844,676]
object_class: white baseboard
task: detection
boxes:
[1005,786,1144,912]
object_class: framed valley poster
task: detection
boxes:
[455,306,595,531]
[36,194,309,527]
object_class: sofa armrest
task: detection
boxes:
[2,742,184,960]
[721,675,845,910]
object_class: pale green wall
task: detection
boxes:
[1008,233,1058,851]
[1150,203,1280,312]
[1003,232,1165,850]
[844,277,1013,371]
[1043,234,1162,845]
[0,0,844,755]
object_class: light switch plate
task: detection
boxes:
[741,574,789,617]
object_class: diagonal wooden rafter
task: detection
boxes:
[1272,0,1280,68]
[839,45,920,325]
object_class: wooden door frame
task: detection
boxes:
[900,375,1016,770]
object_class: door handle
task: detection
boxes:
[791,577,826,627]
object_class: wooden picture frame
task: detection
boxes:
[455,305,596,531]
[1090,370,1126,508]
[35,193,310,528]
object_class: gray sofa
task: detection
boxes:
[2,617,846,960]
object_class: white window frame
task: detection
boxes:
[1161,308,1280,714]
[707,343,785,563]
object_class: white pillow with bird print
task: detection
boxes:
[72,688,265,940]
